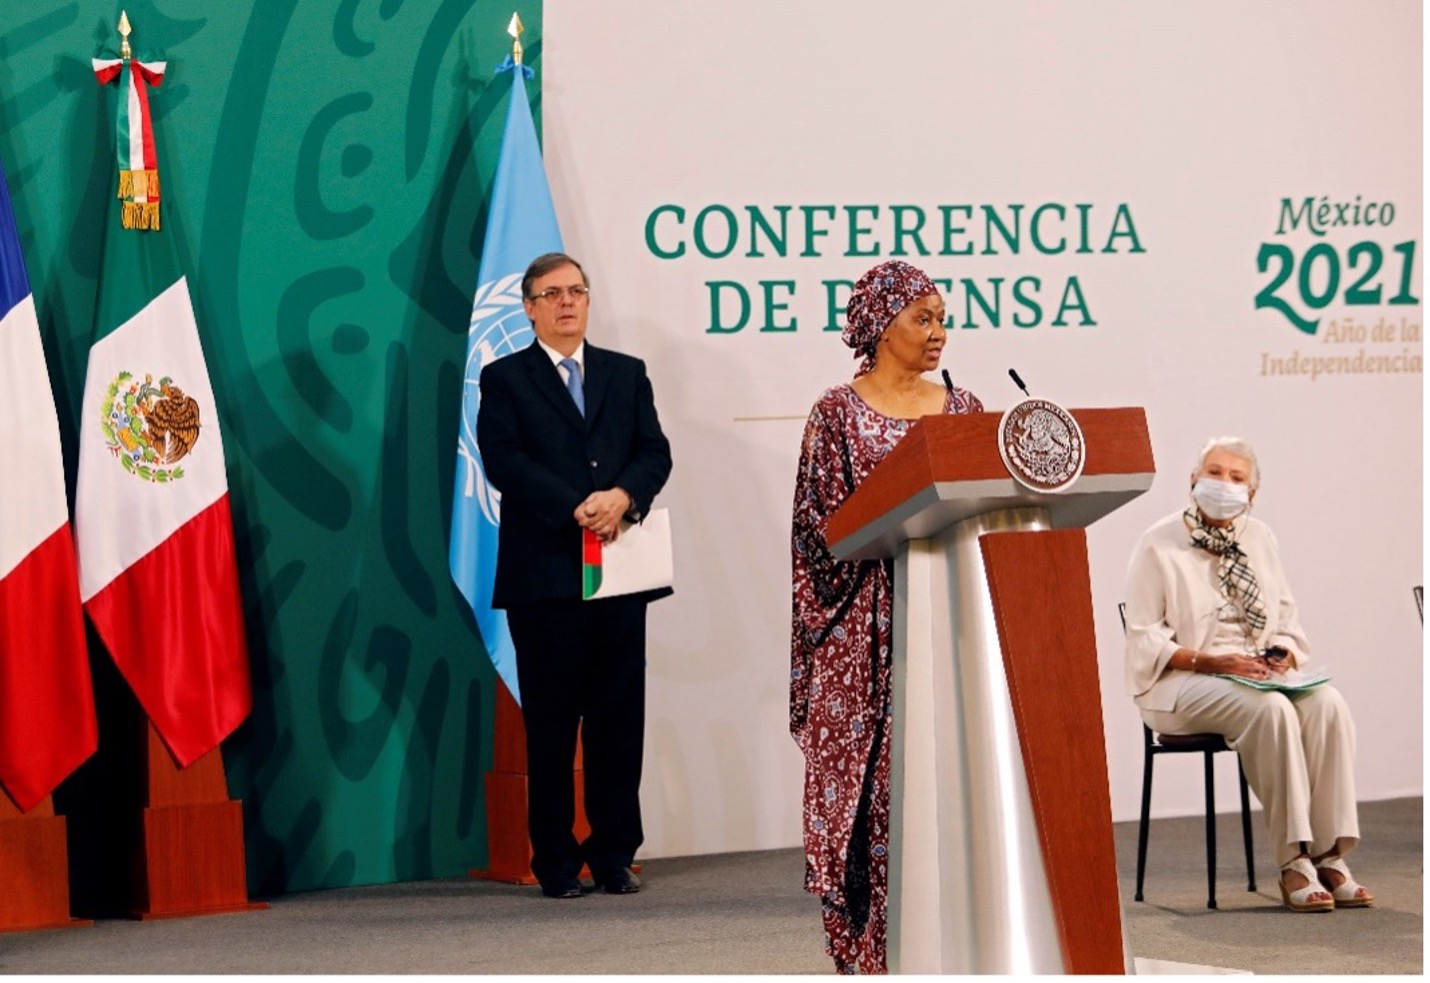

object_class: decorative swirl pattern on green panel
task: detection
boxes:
[296,94,376,240]
[0,0,544,894]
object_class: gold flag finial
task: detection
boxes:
[508,12,524,67]
[118,10,132,59]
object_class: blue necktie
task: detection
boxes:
[559,357,585,416]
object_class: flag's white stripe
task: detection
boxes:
[126,68,145,181]
[0,295,69,580]
[75,278,228,600]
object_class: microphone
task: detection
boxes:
[941,369,954,392]
[1008,368,1030,397]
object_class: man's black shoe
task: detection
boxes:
[595,867,641,894]
[539,876,584,899]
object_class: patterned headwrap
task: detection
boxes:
[841,261,939,376]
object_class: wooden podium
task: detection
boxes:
[827,408,1154,975]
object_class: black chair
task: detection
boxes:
[1135,725,1256,909]
[1119,603,1257,909]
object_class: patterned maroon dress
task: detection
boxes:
[790,382,983,974]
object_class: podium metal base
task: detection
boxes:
[887,506,1128,974]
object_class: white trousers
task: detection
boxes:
[1141,675,1359,868]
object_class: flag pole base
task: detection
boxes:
[471,769,539,883]
[0,791,90,932]
[470,685,595,886]
[127,723,264,920]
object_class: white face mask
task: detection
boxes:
[1191,477,1250,520]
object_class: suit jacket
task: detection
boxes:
[476,340,672,608]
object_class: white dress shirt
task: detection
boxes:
[537,338,585,387]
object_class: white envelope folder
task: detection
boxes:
[583,507,674,600]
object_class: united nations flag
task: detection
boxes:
[449,53,564,705]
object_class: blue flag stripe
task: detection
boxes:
[449,68,564,706]
[0,164,33,320]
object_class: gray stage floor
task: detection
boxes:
[0,797,1419,975]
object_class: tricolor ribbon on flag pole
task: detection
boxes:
[92,50,166,231]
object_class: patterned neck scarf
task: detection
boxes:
[1185,507,1267,634]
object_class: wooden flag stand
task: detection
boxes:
[0,791,89,932]
[128,722,266,919]
[472,685,593,884]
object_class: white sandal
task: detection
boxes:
[1279,856,1334,912]
[1315,854,1375,908]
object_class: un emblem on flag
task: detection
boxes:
[458,273,531,523]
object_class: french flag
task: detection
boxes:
[0,160,97,812]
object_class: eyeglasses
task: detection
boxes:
[529,285,590,303]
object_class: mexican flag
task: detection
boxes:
[0,161,96,812]
[74,59,251,767]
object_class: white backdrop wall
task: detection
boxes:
[543,0,1422,860]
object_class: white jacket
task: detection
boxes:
[1123,510,1312,712]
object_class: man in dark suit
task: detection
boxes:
[476,252,672,899]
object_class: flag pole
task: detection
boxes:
[509,11,524,66]
[118,10,132,59]
[80,12,265,921]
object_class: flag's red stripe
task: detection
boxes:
[0,525,96,812]
[582,528,603,566]
[86,496,250,767]
[129,61,159,176]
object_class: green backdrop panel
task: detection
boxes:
[0,0,545,894]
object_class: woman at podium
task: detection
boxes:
[789,260,983,972]
[1124,436,1372,913]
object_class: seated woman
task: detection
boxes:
[1123,436,1372,913]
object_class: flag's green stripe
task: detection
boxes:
[92,188,183,341]
[116,67,132,172]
